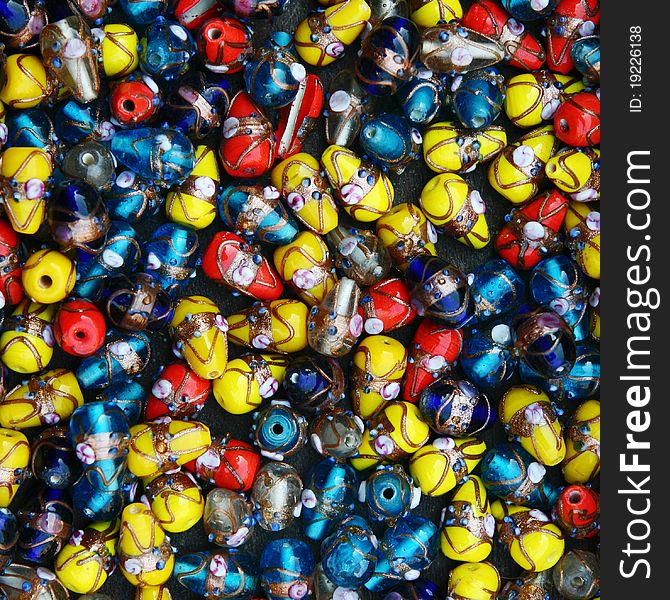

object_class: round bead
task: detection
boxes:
[22,249,76,304]
[54,300,107,357]
[447,562,501,600]
[144,470,204,533]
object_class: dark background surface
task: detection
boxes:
[7,0,598,597]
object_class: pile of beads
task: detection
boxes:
[0,0,600,597]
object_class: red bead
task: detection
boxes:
[0,217,23,308]
[54,299,107,357]
[109,77,162,127]
[361,277,416,335]
[202,231,284,301]
[219,91,276,178]
[276,74,324,159]
[145,360,211,421]
[462,0,545,71]
[198,17,254,74]
[401,319,463,402]
[495,190,569,270]
[552,484,600,538]
[185,437,260,492]
[175,0,224,30]
[546,0,600,74]
[554,91,601,147]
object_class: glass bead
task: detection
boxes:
[53,99,114,146]
[144,470,204,533]
[502,0,557,20]
[321,515,377,588]
[139,18,195,83]
[203,488,254,547]
[283,355,345,413]
[563,399,600,484]
[252,401,308,460]
[260,538,314,600]
[571,36,600,83]
[326,225,391,286]
[360,464,419,524]
[252,462,302,532]
[103,172,163,223]
[0,507,18,572]
[174,549,259,599]
[552,484,599,539]
[447,562,501,600]
[198,16,254,74]
[96,380,146,425]
[309,408,364,460]
[188,436,260,492]
[4,109,56,153]
[301,457,358,541]
[0,564,69,600]
[480,442,562,508]
[360,113,420,174]
[552,550,599,600]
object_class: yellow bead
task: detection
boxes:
[101,24,140,79]
[136,585,173,600]
[118,503,175,587]
[54,520,119,594]
[491,501,565,572]
[294,0,371,67]
[0,54,50,109]
[422,121,506,174]
[500,385,565,466]
[546,147,600,201]
[0,428,29,507]
[420,173,490,249]
[22,249,76,304]
[351,401,429,470]
[214,354,289,415]
[376,202,437,271]
[166,146,219,230]
[321,145,394,222]
[410,0,463,28]
[441,475,494,562]
[565,201,600,279]
[504,72,584,128]
[144,470,204,533]
[0,147,52,234]
[273,231,337,306]
[409,436,486,496]
[488,125,560,205]
[227,299,309,354]
[271,153,339,235]
[563,399,600,484]
[170,296,228,379]
[352,335,407,418]
[447,561,501,600]
[1,368,83,429]
[0,300,56,374]
[128,420,212,479]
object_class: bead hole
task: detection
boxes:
[75,330,86,339]
[81,152,96,167]
[38,275,53,289]
[382,487,395,500]
[546,163,557,175]
[122,99,135,113]
[568,491,582,504]
[272,423,284,435]
[208,28,222,40]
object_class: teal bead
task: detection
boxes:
[321,515,377,588]
[140,18,195,83]
[260,538,314,600]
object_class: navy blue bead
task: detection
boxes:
[283,355,345,413]
[31,430,82,490]
[452,68,505,130]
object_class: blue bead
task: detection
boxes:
[480,443,562,508]
[460,320,518,390]
[260,538,314,600]
[470,259,526,324]
[76,330,151,389]
[452,68,505,130]
[397,71,447,125]
[501,0,558,20]
[363,465,416,523]
[0,508,17,570]
[139,18,195,83]
[96,380,147,425]
[118,0,168,25]
[111,127,196,186]
[143,223,200,297]
[571,36,600,82]
[75,220,141,301]
[253,403,307,459]
[53,98,113,145]
[406,255,473,327]
[4,109,55,151]
[365,515,439,592]
[302,458,357,541]
[70,402,130,521]
[103,172,163,223]
[321,515,377,588]
[245,32,303,109]
[360,113,420,173]
[174,550,259,600]
[31,429,82,490]
[356,17,420,96]
[388,578,440,600]
[283,355,345,413]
